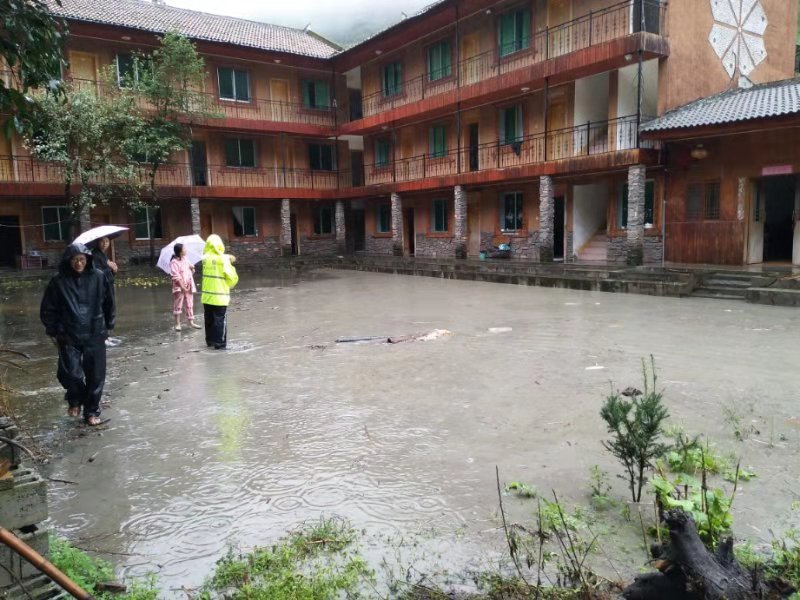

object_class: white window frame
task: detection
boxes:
[233,206,257,237]
[500,191,524,232]
[134,206,163,240]
[42,206,71,242]
[217,67,251,103]
[115,53,139,88]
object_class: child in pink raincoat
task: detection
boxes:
[170,243,201,331]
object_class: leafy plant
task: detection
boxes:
[505,481,538,498]
[600,357,670,503]
[723,465,756,483]
[665,432,728,475]
[588,466,613,510]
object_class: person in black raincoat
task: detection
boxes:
[91,236,118,288]
[40,243,115,426]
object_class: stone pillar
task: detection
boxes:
[538,175,554,262]
[391,192,404,257]
[280,199,292,257]
[454,185,467,259]
[335,200,346,254]
[190,197,201,235]
[626,164,646,266]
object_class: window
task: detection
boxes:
[687,182,721,221]
[309,144,336,171]
[42,206,71,242]
[115,54,138,87]
[233,207,257,237]
[429,125,447,158]
[619,180,656,228]
[375,139,391,168]
[302,80,331,109]
[382,61,403,97]
[501,192,524,232]
[427,40,452,81]
[217,67,250,102]
[224,138,256,168]
[431,199,449,233]
[314,205,334,235]
[498,7,531,57]
[377,204,391,233]
[133,206,163,240]
[499,105,523,145]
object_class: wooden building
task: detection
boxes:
[0,0,797,268]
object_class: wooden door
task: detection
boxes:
[69,51,98,89]
[461,32,481,84]
[270,79,290,121]
[0,133,12,180]
[548,0,572,57]
[547,98,568,160]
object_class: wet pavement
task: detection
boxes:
[3,269,800,593]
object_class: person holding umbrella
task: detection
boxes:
[170,242,201,331]
[92,236,118,288]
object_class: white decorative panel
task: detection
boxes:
[708,0,768,84]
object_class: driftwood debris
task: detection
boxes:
[623,510,795,600]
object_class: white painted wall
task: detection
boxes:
[573,183,609,253]
[617,59,659,148]
[574,72,609,126]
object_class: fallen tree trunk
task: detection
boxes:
[623,510,795,600]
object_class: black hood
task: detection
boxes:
[59,243,94,275]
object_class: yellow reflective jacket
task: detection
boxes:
[201,235,239,306]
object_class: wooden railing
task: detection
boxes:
[357,0,667,119]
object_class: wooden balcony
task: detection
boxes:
[341,0,669,135]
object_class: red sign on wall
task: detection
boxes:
[761,164,794,177]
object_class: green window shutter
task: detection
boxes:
[240,140,255,167]
[384,62,402,96]
[134,207,148,239]
[234,69,250,101]
[430,126,446,157]
[302,81,312,107]
[442,41,452,77]
[620,185,629,229]
[499,13,515,57]
[645,181,655,225]
[224,139,239,166]
[218,68,234,99]
[315,81,330,108]
[427,44,438,80]
[520,9,532,50]
[43,207,61,241]
[515,105,523,141]
[499,108,507,144]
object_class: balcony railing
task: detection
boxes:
[0,157,345,190]
[358,0,667,119]
[0,116,657,192]
[353,115,657,186]
[5,73,339,129]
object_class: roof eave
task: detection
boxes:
[642,113,800,141]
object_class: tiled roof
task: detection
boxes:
[642,78,800,133]
[47,0,340,59]
[345,0,447,49]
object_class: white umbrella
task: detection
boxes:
[73,225,129,246]
[157,234,206,274]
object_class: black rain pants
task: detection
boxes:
[203,304,228,349]
[57,341,106,421]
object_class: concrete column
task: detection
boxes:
[454,185,467,259]
[391,192,404,257]
[280,199,292,256]
[335,200,346,254]
[626,164,646,266]
[190,197,201,235]
[538,175,554,262]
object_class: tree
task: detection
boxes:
[124,32,211,263]
[0,0,67,134]
[23,77,144,233]
[600,357,670,503]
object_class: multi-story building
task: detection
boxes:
[0,0,797,269]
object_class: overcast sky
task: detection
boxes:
[166,0,435,46]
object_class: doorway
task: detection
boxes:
[290,213,299,256]
[461,32,480,84]
[270,79,290,121]
[69,51,98,88]
[191,141,208,186]
[350,151,364,187]
[553,196,565,261]
[352,209,365,252]
[468,124,480,171]
[201,213,213,239]
[404,208,415,256]
[762,175,795,263]
[0,216,21,267]
[467,195,480,256]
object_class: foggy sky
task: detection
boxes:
[165,0,436,46]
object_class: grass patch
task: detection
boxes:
[199,517,372,599]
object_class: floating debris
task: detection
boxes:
[488,327,512,334]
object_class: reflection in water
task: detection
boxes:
[2,270,800,590]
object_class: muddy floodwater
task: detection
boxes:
[3,270,800,593]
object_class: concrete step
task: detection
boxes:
[746,287,800,307]
[692,285,747,300]
[702,277,754,288]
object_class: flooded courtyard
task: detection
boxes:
[3,269,800,594]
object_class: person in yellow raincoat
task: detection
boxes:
[201,234,239,349]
